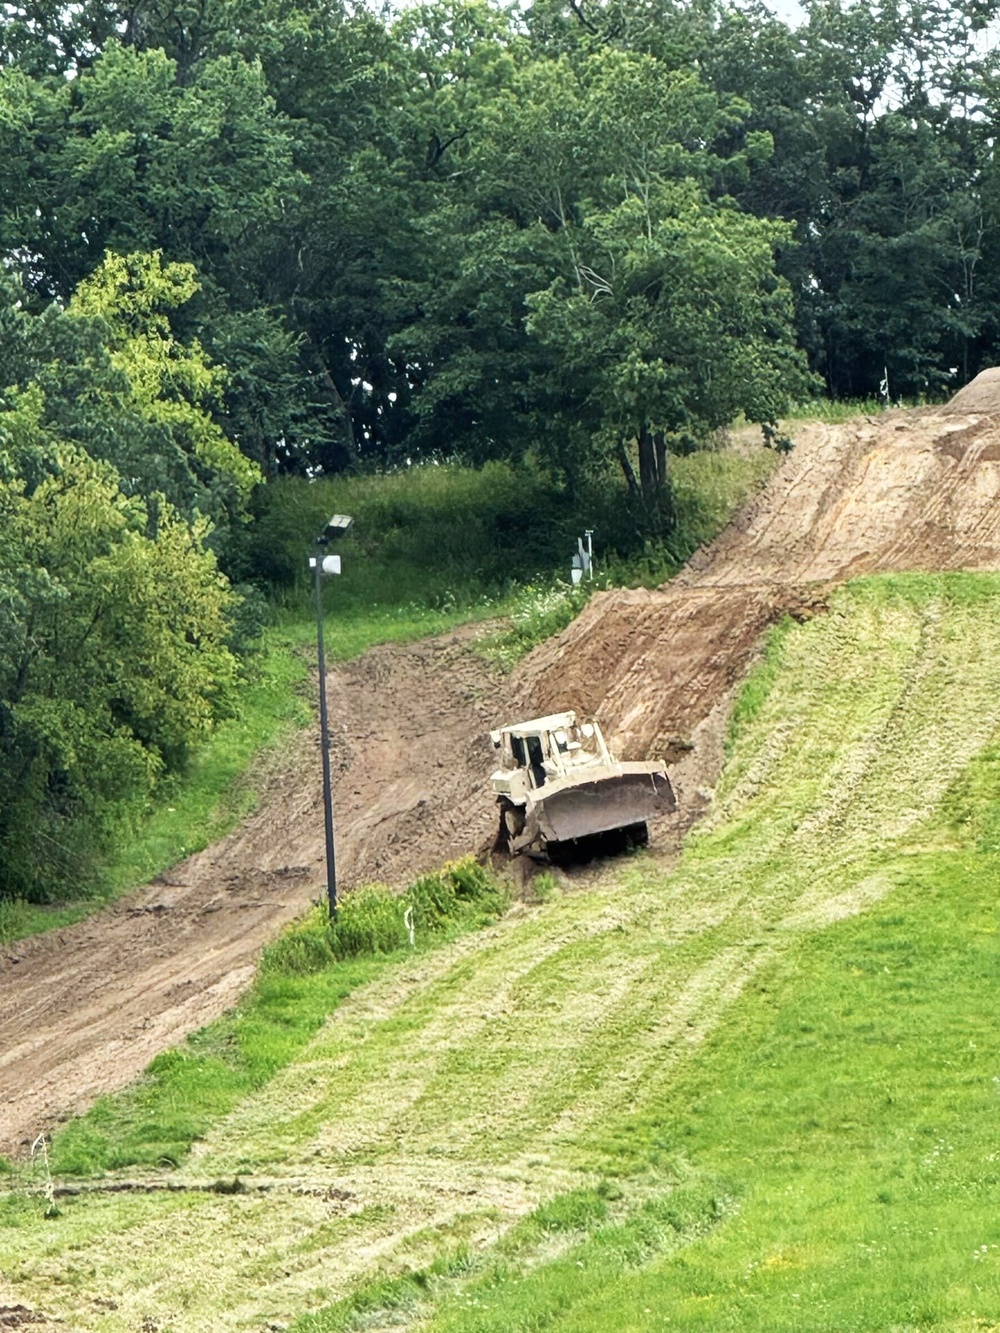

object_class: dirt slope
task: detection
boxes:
[518,408,1000,755]
[6,399,1000,1159]
[6,576,1000,1332]
[0,629,511,1157]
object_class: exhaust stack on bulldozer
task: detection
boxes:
[490,710,675,858]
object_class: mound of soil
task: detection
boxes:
[942,366,1000,414]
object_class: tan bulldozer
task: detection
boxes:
[490,710,675,859]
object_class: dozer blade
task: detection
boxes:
[531,768,675,846]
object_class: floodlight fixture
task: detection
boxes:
[320,514,354,543]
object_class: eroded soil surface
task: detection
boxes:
[5,400,1000,1157]
[0,629,514,1156]
[518,408,1000,754]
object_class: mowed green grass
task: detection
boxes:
[293,573,1000,1333]
[410,810,1000,1332]
[4,574,1000,1332]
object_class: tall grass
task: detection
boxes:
[248,450,778,611]
[248,460,593,605]
[263,858,508,973]
[784,394,947,422]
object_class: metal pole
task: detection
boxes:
[313,554,337,917]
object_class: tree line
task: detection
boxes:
[1,0,996,898]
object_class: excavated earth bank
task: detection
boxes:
[5,383,1000,1155]
[517,403,1000,755]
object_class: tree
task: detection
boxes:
[700,0,997,396]
[384,30,808,510]
[0,255,261,562]
[0,412,238,900]
[69,251,260,506]
[527,186,808,517]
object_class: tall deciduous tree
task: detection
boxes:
[0,403,238,900]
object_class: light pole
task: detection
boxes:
[310,514,353,918]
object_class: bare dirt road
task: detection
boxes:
[6,392,1000,1158]
[0,628,513,1156]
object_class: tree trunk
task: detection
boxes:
[616,438,640,499]
[654,431,667,491]
[619,426,672,533]
[635,423,673,531]
[638,421,657,505]
[310,341,356,455]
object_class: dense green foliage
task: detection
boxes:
[2,0,990,469]
[2,0,995,900]
[0,258,250,899]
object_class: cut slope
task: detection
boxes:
[0,628,511,1157]
[4,575,1000,1332]
[518,411,1000,755]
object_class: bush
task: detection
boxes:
[331,885,410,957]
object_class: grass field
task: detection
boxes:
[4,572,1000,1330]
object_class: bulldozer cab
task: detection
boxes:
[491,711,612,789]
[489,708,675,858]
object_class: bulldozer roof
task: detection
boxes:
[491,711,578,742]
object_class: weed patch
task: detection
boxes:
[783,396,944,422]
[48,858,506,1176]
[265,860,508,971]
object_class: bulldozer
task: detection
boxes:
[490,710,675,858]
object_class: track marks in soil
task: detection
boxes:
[518,411,1000,755]
[11,582,1000,1331]
[0,628,512,1156]
[6,408,996,1158]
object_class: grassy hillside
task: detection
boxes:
[249,451,778,606]
[5,573,999,1331]
[0,447,775,942]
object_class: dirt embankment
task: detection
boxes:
[0,630,512,1157]
[5,384,1000,1157]
[517,404,1000,756]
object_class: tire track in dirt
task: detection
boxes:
[0,628,514,1157]
[6,575,1000,1331]
[6,398,1000,1162]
